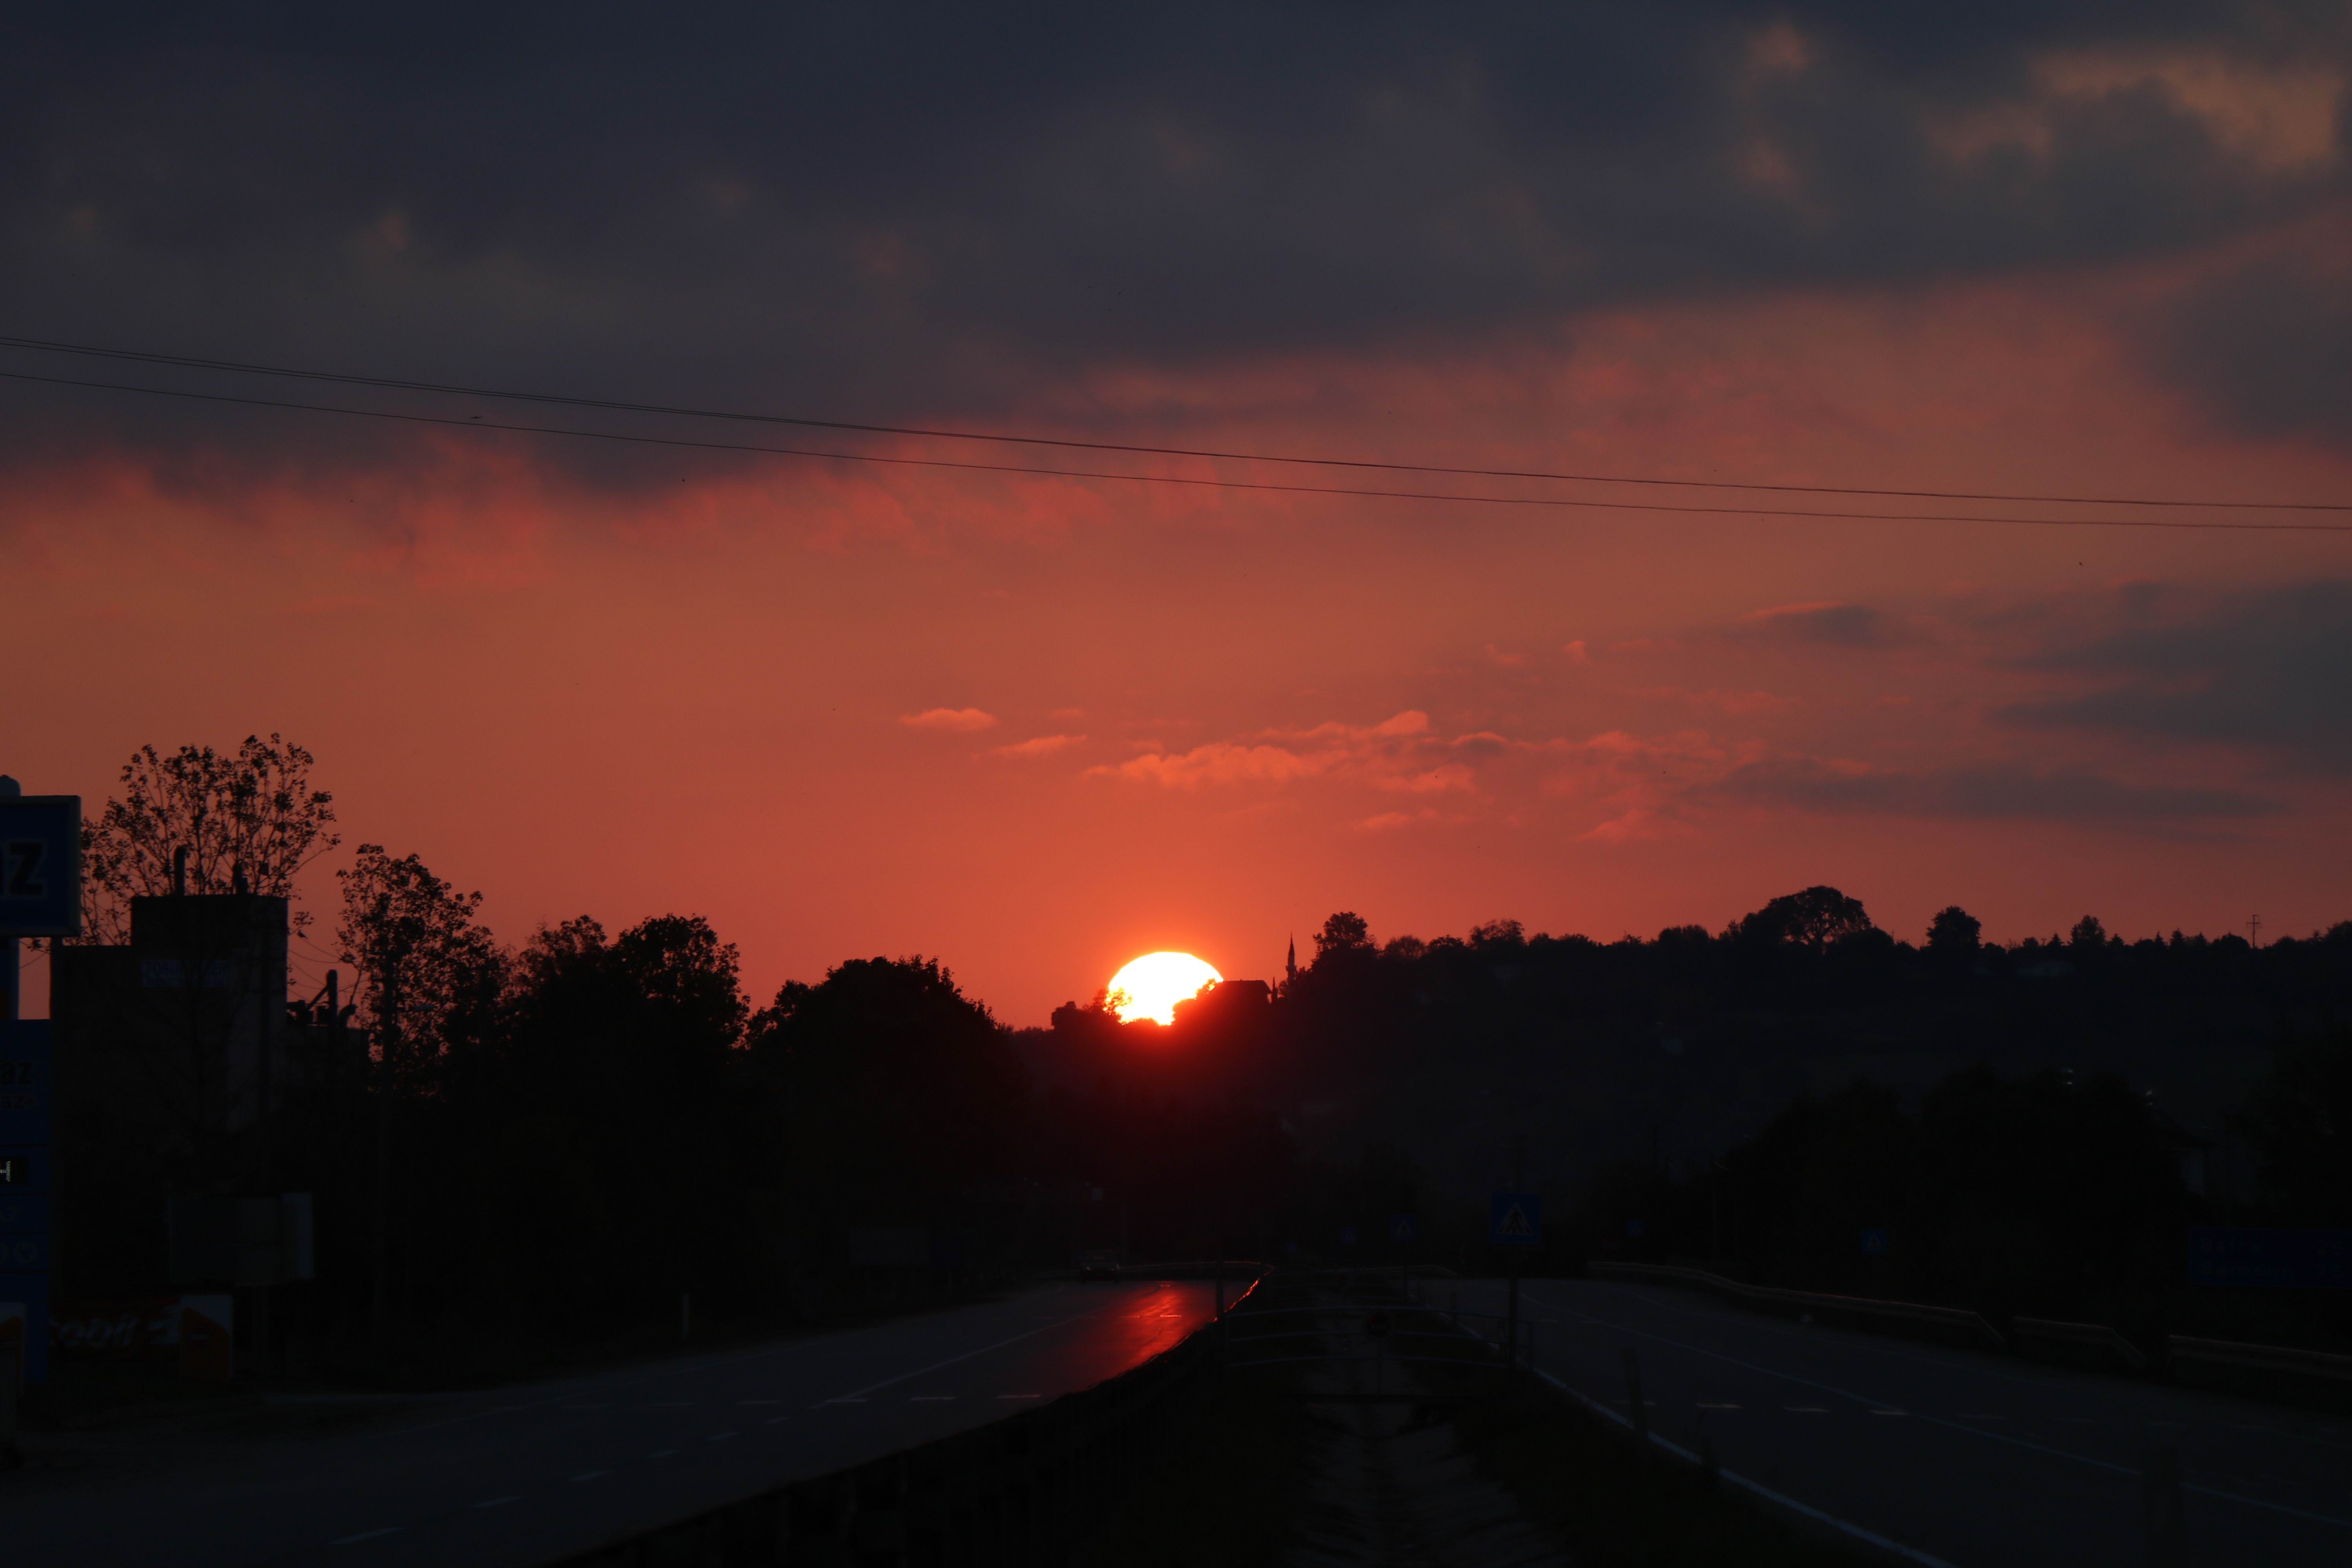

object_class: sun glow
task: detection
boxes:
[1107,951,1223,1026]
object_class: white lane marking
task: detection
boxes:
[646,1448,677,1459]
[997,1393,1042,1400]
[911,1395,955,1402]
[1785,1406,1829,1413]
[572,1470,608,1483]
[474,1496,519,1509]
[563,1403,606,1410]
[655,1401,695,1407]
[1956,1413,2006,1421]
[739,1398,779,1405]
[1521,1286,2352,1534]
[1872,1409,1908,1416]
[811,1297,1142,1408]
[1588,1276,2352,1462]
[331,1528,400,1545]
[377,1283,1142,1440]
[815,1396,869,1407]
[763,1415,791,1425]
[709,1431,737,1441]
[1697,1402,1741,1409]
[1538,1367,1958,1568]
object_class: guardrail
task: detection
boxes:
[545,1323,1219,1566]
[1590,1262,2007,1352]
[1595,1263,2352,1412]
[2011,1316,2147,1373]
[2165,1334,2352,1411]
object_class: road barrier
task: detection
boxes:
[544,1319,1220,1567]
[1597,1262,2352,1412]
[2164,1334,2352,1412]
[2012,1316,2148,1374]
[1590,1262,2007,1352]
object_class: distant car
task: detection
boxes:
[1076,1249,1122,1281]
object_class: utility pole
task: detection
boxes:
[2249,914,2262,949]
[370,899,398,1354]
[1506,1138,1524,1371]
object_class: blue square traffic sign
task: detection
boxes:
[0,796,80,937]
[1489,1192,1542,1246]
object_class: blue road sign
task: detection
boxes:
[1861,1227,1889,1256]
[0,796,80,938]
[1388,1213,1417,1243]
[1489,1192,1542,1246]
[2188,1227,2352,1290]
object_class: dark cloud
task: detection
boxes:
[1,3,2345,466]
[1741,602,1895,647]
[1715,755,2272,821]
[2005,580,2352,771]
[2141,246,2352,443]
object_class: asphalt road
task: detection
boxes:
[0,1279,1212,1568]
[1447,1276,2352,1568]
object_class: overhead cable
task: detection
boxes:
[7,367,2347,535]
[0,333,2344,514]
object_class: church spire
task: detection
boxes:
[1286,934,1297,985]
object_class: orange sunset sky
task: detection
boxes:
[7,9,2352,1022]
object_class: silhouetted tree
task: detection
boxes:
[1927,906,1982,954]
[1730,886,1874,950]
[72,734,339,942]
[1314,911,1374,962]
[337,845,507,1091]
[751,956,1025,1223]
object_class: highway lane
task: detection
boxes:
[1447,1277,2352,1567]
[0,1279,1214,1568]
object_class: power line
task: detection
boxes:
[7,366,2350,535]
[2,332,2345,515]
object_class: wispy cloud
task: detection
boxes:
[1740,602,1896,648]
[900,707,998,733]
[991,733,1085,758]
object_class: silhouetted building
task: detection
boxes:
[1173,977,1271,1029]
[52,893,293,1147]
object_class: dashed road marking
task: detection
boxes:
[764,1415,790,1425]
[474,1496,519,1509]
[997,1394,1041,1401]
[1871,1409,1908,1416]
[709,1431,737,1441]
[911,1395,954,1402]
[332,1528,400,1546]
[1698,1402,1740,1409]
[572,1470,608,1483]
[1786,1406,1829,1414]
[646,1448,678,1459]
[739,1398,779,1405]
[816,1396,869,1406]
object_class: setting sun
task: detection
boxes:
[1106,951,1222,1026]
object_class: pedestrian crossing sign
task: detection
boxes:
[1489,1191,1542,1246]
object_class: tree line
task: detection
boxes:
[49,740,2352,1365]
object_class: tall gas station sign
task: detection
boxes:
[0,779,79,1388]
